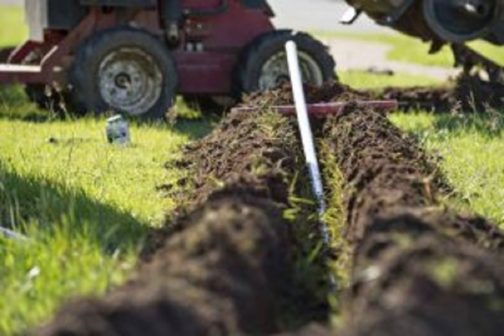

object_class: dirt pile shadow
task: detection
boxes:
[0,161,146,252]
[34,109,311,335]
[322,107,504,335]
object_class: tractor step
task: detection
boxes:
[232,100,398,118]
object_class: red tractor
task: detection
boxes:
[0,0,335,119]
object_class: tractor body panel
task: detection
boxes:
[174,52,236,94]
[176,0,274,94]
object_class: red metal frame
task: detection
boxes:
[232,100,400,118]
[7,41,42,64]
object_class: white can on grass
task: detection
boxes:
[106,115,130,145]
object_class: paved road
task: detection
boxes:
[326,38,457,80]
[269,0,392,33]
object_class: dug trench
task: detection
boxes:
[34,108,330,335]
[31,83,504,335]
[245,85,504,334]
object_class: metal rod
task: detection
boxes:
[285,40,335,287]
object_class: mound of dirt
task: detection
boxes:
[36,109,308,335]
[346,226,504,336]
[147,108,301,257]
[242,75,504,114]
[36,193,290,336]
[380,75,504,113]
[322,106,504,335]
[169,109,298,206]
[324,107,504,249]
[242,81,371,107]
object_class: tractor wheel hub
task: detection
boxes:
[259,51,324,91]
[99,48,163,116]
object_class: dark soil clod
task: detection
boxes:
[36,193,290,336]
[322,106,504,336]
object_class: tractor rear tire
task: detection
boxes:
[68,27,177,120]
[24,84,51,109]
[235,30,336,96]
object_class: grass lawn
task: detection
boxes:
[391,112,504,228]
[0,85,212,333]
[339,70,440,89]
[321,31,504,69]
[0,6,26,47]
[0,11,211,331]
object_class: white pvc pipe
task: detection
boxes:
[285,41,334,285]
